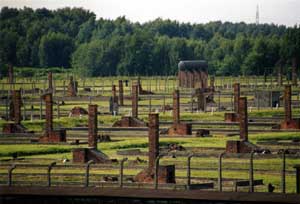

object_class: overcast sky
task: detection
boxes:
[1,0,299,26]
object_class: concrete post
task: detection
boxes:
[218,152,225,192]
[173,90,180,125]
[85,160,94,187]
[47,162,56,187]
[119,158,128,188]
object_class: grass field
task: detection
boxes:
[0,75,300,193]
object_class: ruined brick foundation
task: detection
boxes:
[2,123,28,133]
[224,113,239,122]
[39,129,66,143]
[226,140,258,153]
[167,123,192,136]
[72,148,110,163]
[112,116,147,127]
[134,165,175,183]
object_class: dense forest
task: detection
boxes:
[0,7,299,77]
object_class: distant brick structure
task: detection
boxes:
[254,91,281,107]
[69,107,88,117]
[173,90,180,125]
[48,72,53,92]
[178,60,208,89]
[135,113,175,183]
[73,104,109,163]
[167,90,192,136]
[118,80,124,106]
[112,83,146,127]
[224,83,240,122]
[226,97,258,153]
[67,76,78,97]
[39,93,66,143]
[210,76,215,92]
[280,85,300,129]
[8,64,14,84]
[2,90,28,133]
[12,90,21,124]
[132,83,138,118]
[112,85,118,104]
[196,88,206,111]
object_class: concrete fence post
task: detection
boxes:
[186,154,194,190]
[47,162,56,187]
[154,155,163,190]
[7,164,16,186]
[281,149,287,194]
[218,152,225,192]
[85,160,94,187]
[119,158,128,188]
[249,151,255,192]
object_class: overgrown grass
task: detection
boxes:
[0,144,77,157]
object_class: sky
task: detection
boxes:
[0,0,299,26]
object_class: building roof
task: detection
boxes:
[178,60,208,71]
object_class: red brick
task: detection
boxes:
[224,113,239,122]
[118,80,124,106]
[88,104,98,149]
[239,97,248,141]
[132,83,138,118]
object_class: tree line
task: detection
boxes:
[0,7,299,77]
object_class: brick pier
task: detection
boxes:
[67,76,78,97]
[39,93,66,142]
[280,85,300,129]
[48,72,53,92]
[132,83,138,118]
[3,90,28,133]
[73,104,109,163]
[226,97,257,153]
[8,64,14,84]
[224,83,240,122]
[118,80,124,106]
[112,83,146,127]
[135,113,175,183]
[167,90,192,135]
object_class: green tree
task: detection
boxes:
[39,32,74,67]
